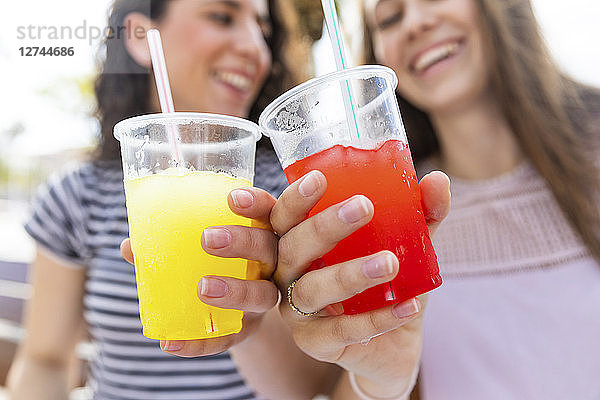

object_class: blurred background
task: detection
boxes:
[0,0,599,396]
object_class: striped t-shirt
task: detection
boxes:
[24,144,288,400]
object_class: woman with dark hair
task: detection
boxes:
[348,0,599,398]
[6,0,328,399]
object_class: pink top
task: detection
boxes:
[419,161,600,399]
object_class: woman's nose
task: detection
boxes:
[233,18,268,60]
[403,1,439,41]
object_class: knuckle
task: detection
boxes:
[269,209,281,233]
[332,266,356,295]
[197,335,236,356]
[182,341,219,358]
[282,192,299,216]
[330,318,353,344]
[245,229,261,254]
[264,285,279,308]
[366,311,384,334]
[233,281,251,305]
[252,282,276,309]
[277,235,295,268]
[269,202,285,233]
[310,213,332,241]
[271,193,295,232]
[290,279,312,311]
[266,233,279,268]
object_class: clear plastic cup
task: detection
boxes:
[260,65,442,315]
[114,113,261,339]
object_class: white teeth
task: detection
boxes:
[413,42,459,73]
[216,71,252,91]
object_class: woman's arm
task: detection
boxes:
[230,308,342,400]
[329,348,422,400]
[7,248,86,400]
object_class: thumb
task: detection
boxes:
[419,171,451,237]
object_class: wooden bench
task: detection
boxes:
[0,259,94,398]
[0,260,30,386]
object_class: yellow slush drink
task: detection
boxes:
[125,170,252,340]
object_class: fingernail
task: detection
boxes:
[231,189,254,208]
[202,228,231,249]
[161,340,184,352]
[392,298,420,319]
[362,253,394,279]
[199,277,228,298]
[338,196,370,224]
[298,171,320,197]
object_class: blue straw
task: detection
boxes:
[321,0,361,141]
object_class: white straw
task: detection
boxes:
[146,29,182,165]
[321,0,361,141]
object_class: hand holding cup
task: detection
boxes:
[120,186,281,356]
[270,170,450,398]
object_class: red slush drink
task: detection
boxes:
[284,139,442,314]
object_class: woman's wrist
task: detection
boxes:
[348,366,419,400]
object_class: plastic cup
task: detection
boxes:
[114,113,261,340]
[259,65,442,315]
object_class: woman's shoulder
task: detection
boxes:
[43,160,123,195]
[71,159,122,181]
[25,161,122,267]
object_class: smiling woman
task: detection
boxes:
[95,0,304,161]
[136,0,272,115]
[359,0,600,399]
[6,1,308,399]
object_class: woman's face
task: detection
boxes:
[365,0,492,115]
[156,0,272,117]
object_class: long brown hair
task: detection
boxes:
[93,0,305,162]
[361,0,600,262]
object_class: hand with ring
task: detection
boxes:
[270,169,451,399]
[120,187,280,357]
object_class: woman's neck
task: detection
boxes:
[429,94,523,180]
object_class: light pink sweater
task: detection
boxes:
[419,161,600,399]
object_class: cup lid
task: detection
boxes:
[258,65,398,136]
[113,112,262,142]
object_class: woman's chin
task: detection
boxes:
[176,103,250,118]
